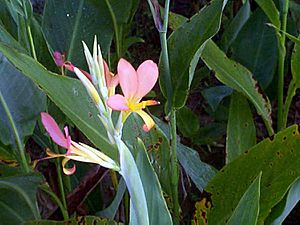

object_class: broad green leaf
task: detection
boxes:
[123,115,216,193]
[254,0,280,28]
[0,173,43,225]
[0,23,24,52]
[42,0,114,68]
[160,0,227,109]
[23,216,121,225]
[231,9,278,89]
[135,139,172,225]
[117,139,149,225]
[0,1,17,38]
[0,53,46,148]
[266,178,300,224]
[201,40,273,135]
[221,0,251,51]
[123,115,173,194]
[201,85,233,112]
[177,144,217,192]
[177,106,199,137]
[0,42,118,160]
[227,172,261,225]
[226,92,256,163]
[205,125,300,224]
[154,117,217,191]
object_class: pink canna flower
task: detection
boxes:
[107,59,159,132]
[39,112,119,175]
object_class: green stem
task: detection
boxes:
[277,0,289,131]
[158,0,180,223]
[40,185,69,220]
[56,156,68,212]
[0,92,30,173]
[159,0,173,112]
[22,0,37,60]
[170,109,180,224]
[105,0,121,58]
[26,24,37,60]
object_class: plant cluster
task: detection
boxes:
[0,0,300,224]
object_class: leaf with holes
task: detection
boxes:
[205,125,300,224]
[23,216,121,225]
[201,40,273,135]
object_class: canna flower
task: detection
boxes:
[107,59,159,132]
[39,112,119,175]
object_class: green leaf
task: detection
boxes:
[201,40,273,135]
[283,36,300,127]
[193,122,227,145]
[266,178,300,224]
[177,144,217,192]
[227,172,261,225]
[267,23,300,45]
[42,0,114,67]
[201,85,233,112]
[117,139,149,225]
[231,9,278,89]
[254,0,280,28]
[168,10,188,31]
[206,124,300,224]
[0,173,43,225]
[0,1,17,38]
[0,23,24,52]
[160,0,227,109]
[135,139,172,225]
[220,0,251,51]
[291,37,300,85]
[23,216,121,225]
[226,92,256,163]
[0,53,46,147]
[0,42,118,160]
[177,106,199,137]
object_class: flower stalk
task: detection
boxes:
[147,0,180,223]
[277,0,289,131]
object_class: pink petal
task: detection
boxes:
[104,60,119,88]
[118,58,138,99]
[107,94,130,111]
[135,60,158,100]
[41,112,68,149]
[104,60,111,87]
